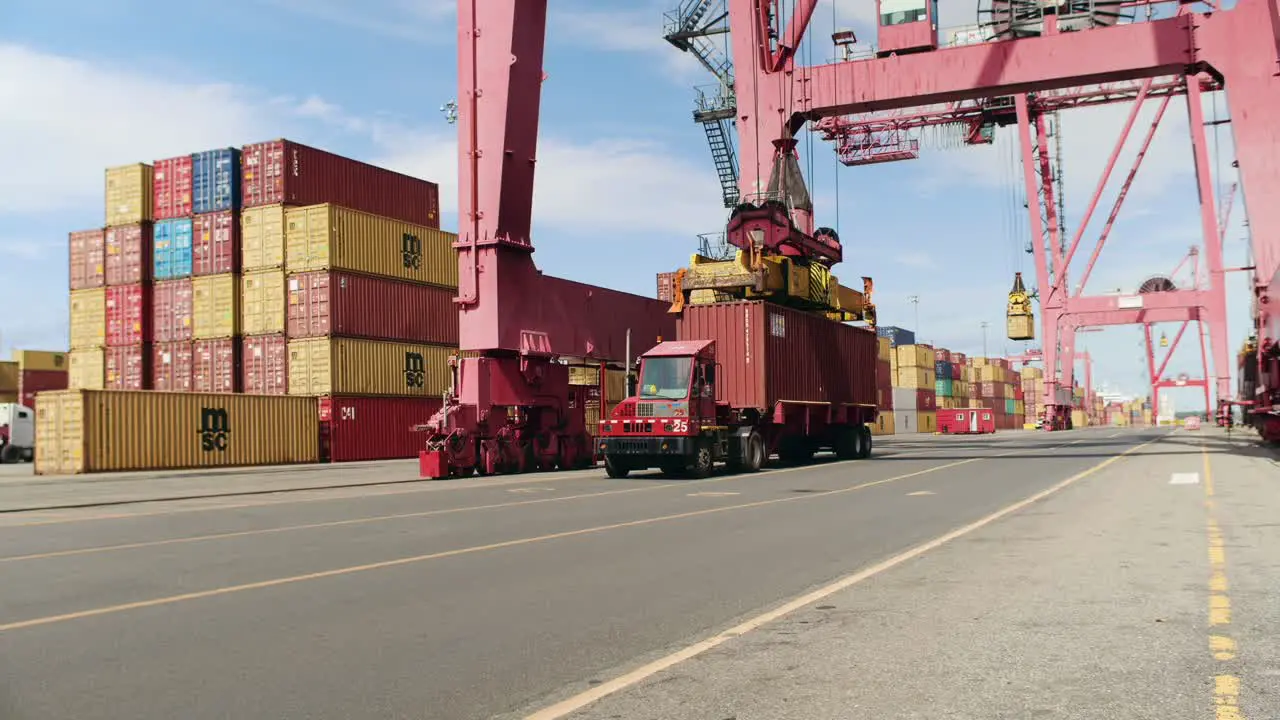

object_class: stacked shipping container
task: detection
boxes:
[0,351,69,409]
[892,344,937,433]
[870,336,895,435]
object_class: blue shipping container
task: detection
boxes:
[192,147,242,214]
[935,359,953,379]
[154,218,194,279]
[875,325,916,346]
[936,378,954,397]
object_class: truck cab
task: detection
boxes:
[596,340,765,478]
[0,403,36,464]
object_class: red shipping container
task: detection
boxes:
[194,338,241,393]
[153,155,193,220]
[952,352,966,365]
[979,381,999,398]
[243,334,288,395]
[106,345,150,390]
[656,271,678,303]
[106,284,152,347]
[874,359,893,390]
[320,396,444,462]
[915,388,936,411]
[69,229,106,290]
[105,223,153,286]
[17,369,68,408]
[193,210,240,276]
[952,364,962,380]
[674,301,877,410]
[241,139,440,227]
[934,348,951,362]
[151,342,194,392]
[937,408,996,435]
[152,278,193,343]
[286,271,459,344]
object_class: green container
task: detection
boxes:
[935,378,954,397]
[1005,397,1017,415]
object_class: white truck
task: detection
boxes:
[0,403,35,463]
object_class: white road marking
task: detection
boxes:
[906,491,935,496]
[687,491,740,498]
[1170,473,1201,485]
[507,487,555,494]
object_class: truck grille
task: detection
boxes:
[610,439,651,454]
[623,421,655,433]
[636,403,656,417]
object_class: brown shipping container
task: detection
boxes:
[69,288,107,350]
[287,338,453,397]
[152,278,193,343]
[193,210,240,276]
[286,271,459,345]
[70,229,107,290]
[320,396,443,462]
[0,362,17,392]
[151,342,194,392]
[35,389,319,475]
[656,271,678,303]
[13,350,69,372]
[68,350,105,389]
[194,338,241,394]
[105,223,153,286]
[284,204,458,287]
[242,334,288,395]
[674,300,877,410]
[0,392,16,404]
[241,139,440,227]
[105,345,150,391]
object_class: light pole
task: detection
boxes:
[907,295,920,340]
[980,321,989,358]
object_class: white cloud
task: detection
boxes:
[256,0,451,43]
[0,239,46,260]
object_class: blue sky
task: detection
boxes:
[0,0,1253,409]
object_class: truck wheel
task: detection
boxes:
[0,444,18,464]
[741,431,765,472]
[604,455,630,479]
[834,426,859,460]
[857,426,873,459]
[689,442,714,478]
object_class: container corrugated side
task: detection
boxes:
[243,335,288,395]
[35,389,319,475]
[12,350,68,372]
[0,362,16,392]
[105,284,151,347]
[284,204,458,287]
[105,345,150,391]
[68,350,105,389]
[105,164,154,226]
[152,279,193,343]
[286,270,459,344]
[154,218,194,280]
[153,155,193,220]
[242,269,287,336]
[320,396,442,462]
[674,300,877,411]
[241,204,286,270]
[656,271,678,303]
[151,342,194,392]
[18,370,67,400]
[193,211,240,276]
[70,229,106,290]
[194,338,241,393]
[241,139,439,227]
[287,337,452,397]
[192,274,240,339]
[69,288,107,350]
[192,147,241,214]
[105,223,153,286]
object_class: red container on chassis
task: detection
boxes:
[105,345,150,391]
[242,334,287,395]
[674,300,877,410]
[153,155,193,220]
[915,388,936,411]
[105,284,152,347]
[17,370,68,408]
[286,271,459,345]
[152,278,193,343]
[319,396,445,462]
[240,139,440,227]
[150,342,194,392]
[69,229,106,290]
[937,408,997,435]
[656,271,678,303]
[192,211,240,276]
[194,338,240,393]
[104,223,152,287]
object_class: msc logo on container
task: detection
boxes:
[404,352,426,388]
[200,407,231,452]
[402,233,422,270]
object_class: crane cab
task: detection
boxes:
[876,0,939,56]
[1006,272,1036,340]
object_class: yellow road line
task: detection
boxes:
[1202,443,1246,719]
[523,436,1157,720]
[0,456,989,634]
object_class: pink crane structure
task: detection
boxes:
[415,0,676,479]
[1141,246,1215,418]
[721,0,1280,441]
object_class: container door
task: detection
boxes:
[969,410,978,433]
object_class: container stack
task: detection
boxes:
[655,271,679,305]
[892,343,937,433]
[568,362,629,442]
[1020,367,1044,427]
[870,336,895,435]
[0,351,69,408]
[875,325,916,348]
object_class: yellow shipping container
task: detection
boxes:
[568,365,600,386]
[0,392,16,404]
[242,204,287,270]
[192,274,240,339]
[285,204,460,287]
[69,288,107,350]
[242,269,287,336]
[869,411,896,436]
[895,344,934,368]
[105,163,154,227]
[0,362,17,392]
[916,411,936,433]
[287,338,454,397]
[979,365,1004,382]
[971,356,989,367]
[35,389,319,475]
[894,366,935,389]
[13,350,68,372]
[877,337,892,361]
[1071,409,1088,427]
[1021,366,1044,379]
[69,349,106,390]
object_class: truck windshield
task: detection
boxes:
[638,357,692,399]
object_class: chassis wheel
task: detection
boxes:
[834,426,860,460]
[604,455,630,478]
[857,425,873,459]
[740,431,765,472]
[688,442,714,478]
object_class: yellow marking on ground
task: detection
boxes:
[1215,675,1244,720]
[506,487,555,494]
[1203,443,1247,719]
[0,456,991,632]
[1210,636,1236,661]
[523,437,1159,720]
[1209,595,1232,626]
[1210,570,1229,593]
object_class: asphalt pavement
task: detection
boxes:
[0,427,1274,719]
